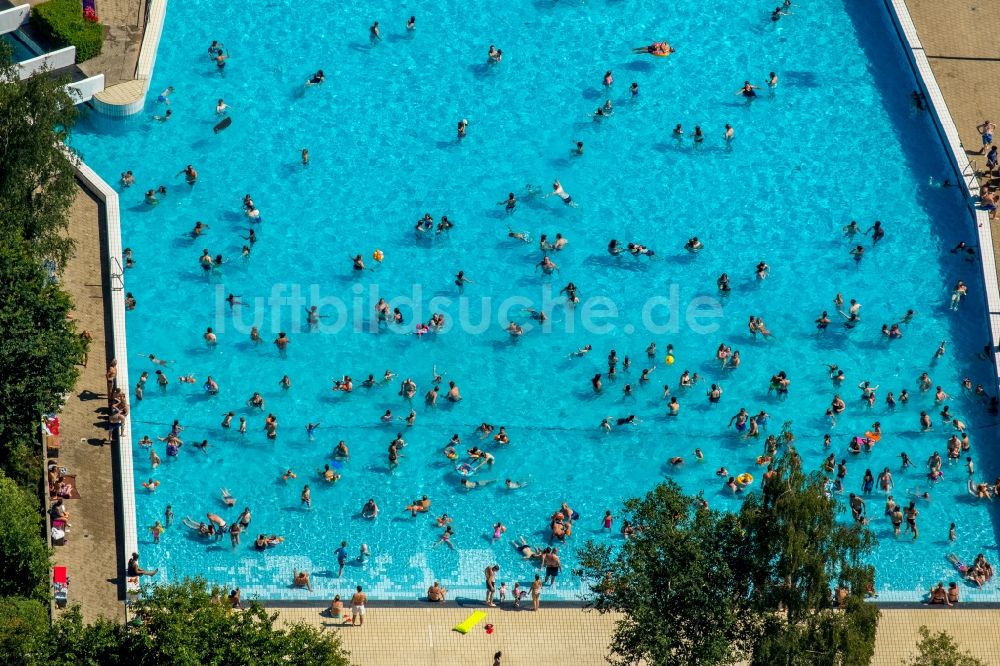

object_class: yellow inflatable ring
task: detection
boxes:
[736,473,753,485]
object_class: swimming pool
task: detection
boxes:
[70,0,1000,601]
[2,31,37,63]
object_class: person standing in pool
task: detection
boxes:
[407,16,415,30]
[454,271,472,292]
[370,22,381,45]
[737,81,758,98]
[497,192,517,213]
[866,220,884,245]
[177,164,198,185]
[904,501,919,539]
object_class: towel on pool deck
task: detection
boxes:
[50,475,81,500]
[452,611,487,634]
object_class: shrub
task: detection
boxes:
[0,471,51,602]
[31,0,104,63]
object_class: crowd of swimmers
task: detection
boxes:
[113,3,1000,602]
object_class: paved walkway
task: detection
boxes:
[269,605,1000,665]
[271,606,623,666]
[873,608,1000,664]
[51,185,124,623]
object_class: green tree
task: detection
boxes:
[0,41,79,265]
[0,596,50,665]
[738,452,879,666]
[44,579,351,666]
[577,481,753,665]
[0,239,86,485]
[578,453,880,666]
[0,41,86,488]
[0,471,51,602]
[128,579,350,665]
[44,607,122,666]
[906,626,987,666]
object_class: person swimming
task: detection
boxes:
[546,180,577,207]
[631,42,675,56]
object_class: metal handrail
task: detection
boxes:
[109,255,124,292]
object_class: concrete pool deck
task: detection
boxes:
[266,605,1000,665]
[52,185,125,624]
[49,0,1000,659]
[21,0,145,87]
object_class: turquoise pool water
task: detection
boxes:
[71,0,1000,601]
[1,32,36,63]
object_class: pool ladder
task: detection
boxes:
[109,256,124,292]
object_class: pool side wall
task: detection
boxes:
[69,153,140,598]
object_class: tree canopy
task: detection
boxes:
[0,238,86,482]
[38,580,352,666]
[577,452,879,666]
[577,481,752,665]
[0,471,52,602]
[0,40,79,265]
[0,41,85,487]
[906,626,987,666]
[0,595,50,665]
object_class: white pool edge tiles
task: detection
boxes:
[68,149,140,596]
[882,0,1000,392]
[91,0,168,117]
